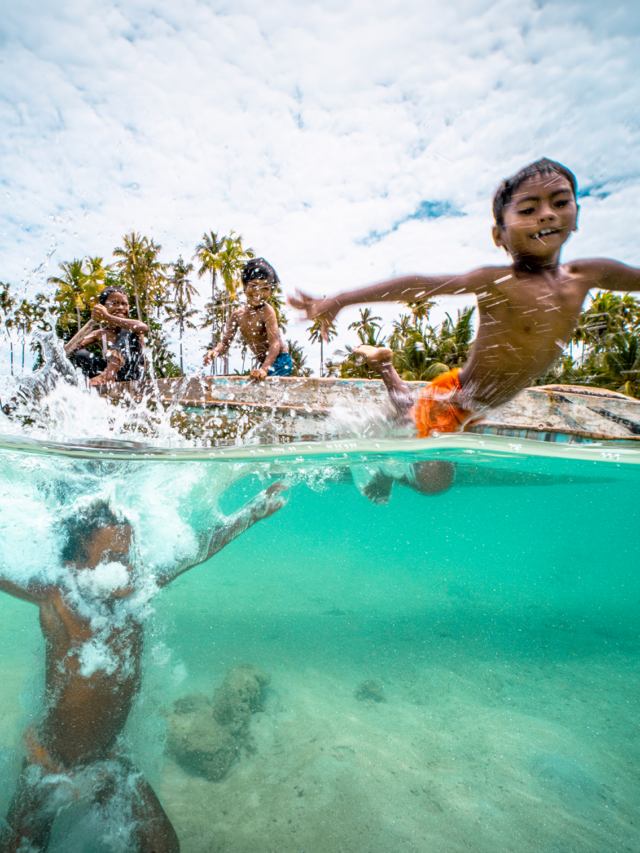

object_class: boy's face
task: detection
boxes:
[73,524,135,598]
[244,279,273,307]
[103,292,130,318]
[493,173,578,261]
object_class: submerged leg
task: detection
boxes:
[130,778,180,853]
[354,346,414,417]
[0,763,57,853]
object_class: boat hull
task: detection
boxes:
[101,377,640,444]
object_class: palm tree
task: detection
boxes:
[286,340,312,377]
[308,316,337,377]
[113,233,166,323]
[348,308,385,346]
[48,259,101,332]
[0,282,16,375]
[194,231,224,369]
[165,257,199,375]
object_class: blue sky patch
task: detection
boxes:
[360,200,465,245]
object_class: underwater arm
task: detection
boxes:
[288,269,493,339]
[155,483,289,586]
[0,577,47,605]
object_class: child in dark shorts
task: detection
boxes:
[69,286,148,385]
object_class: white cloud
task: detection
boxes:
[1,0,640,370]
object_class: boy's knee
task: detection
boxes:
[411,460,455,495]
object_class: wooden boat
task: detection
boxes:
[100,377,640,444]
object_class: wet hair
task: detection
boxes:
[241,258,280,289]
[98,286,128,306]
[492,158,578,227]
[60,500,130,564]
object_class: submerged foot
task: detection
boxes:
[353,346,394,371]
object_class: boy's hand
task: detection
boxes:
[91,304,110,323]
[203,346,221,366]
[250,367,268,380]
[288,290,338,340]
[248,482,289,522]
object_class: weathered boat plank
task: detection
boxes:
[101,377,640,444]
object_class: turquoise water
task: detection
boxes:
[0,434,639,852]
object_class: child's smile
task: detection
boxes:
[496,173,578,263]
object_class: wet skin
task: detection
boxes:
[204,282,288,379]
[289,173,640,409]
[77,291,148,386]
[0,483,288,852]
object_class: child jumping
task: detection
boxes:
[67,285,148,386]
[0,483,288,852]
[290,158,640,438]
[204,258,292,378]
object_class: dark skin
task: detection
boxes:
[0,483,288,853]
[204,281,288,379]
[289,172,640,409]
[290,171,640,502]
[75,291,148,386]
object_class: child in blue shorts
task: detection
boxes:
[204,258,292,378]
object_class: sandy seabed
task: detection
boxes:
[157,609,639,853]
[1,474,639,852]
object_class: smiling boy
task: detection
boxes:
[204,258,292,379]
[69,286,148,387]
[290,158,640,436]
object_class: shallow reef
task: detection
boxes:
[166,663,270,782]
[354,678,386,703]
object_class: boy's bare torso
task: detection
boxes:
[457,261,594,408]
[232,305,287,360]
[39,589,142,766]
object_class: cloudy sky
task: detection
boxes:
[2,0,640,372]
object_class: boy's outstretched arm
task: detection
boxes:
[155,483,289,587]
[288,269,492,339]
[581,259,640,293]
[0,576,48,605]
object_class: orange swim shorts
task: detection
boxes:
[410,368,475,438]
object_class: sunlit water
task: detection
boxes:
[0,379,639,852]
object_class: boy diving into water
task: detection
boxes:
[68,286,148,386]
[204,258,292,378]
[0,483,288,853]
[290,158,640,499]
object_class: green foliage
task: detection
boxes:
[328,302,476,382]
[307,315,337,377]
[286,339,312,377]
[534,291,640,397]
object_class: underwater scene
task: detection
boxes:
[1,414,639,853]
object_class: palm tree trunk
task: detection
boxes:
[223,291,230,375]
[320,338,324,377]
[133,276,143,322]
[211,269,217,376]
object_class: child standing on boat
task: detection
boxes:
[290,158,640,437]
[204,258,292,378]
